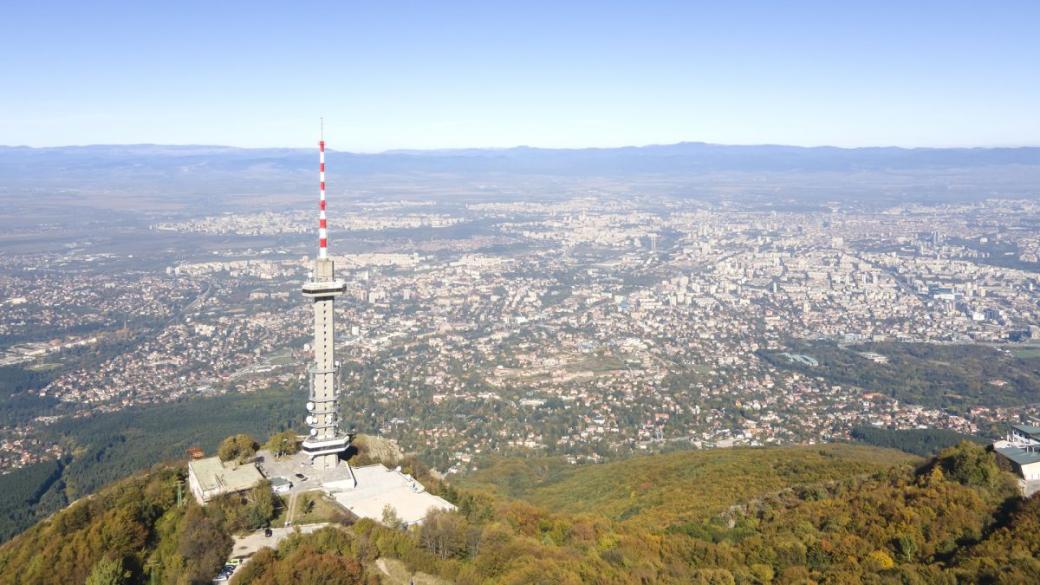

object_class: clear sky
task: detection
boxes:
[2,1,1038,150]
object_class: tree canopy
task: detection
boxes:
[2,437,1038,585]
[218,434,259,464]
[263,431,300,459]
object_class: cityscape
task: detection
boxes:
[3,2,1040,582]
[4,195,1040,473]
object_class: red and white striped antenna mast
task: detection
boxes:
[318,117,328,259]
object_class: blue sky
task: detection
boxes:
[1,1,1038,150]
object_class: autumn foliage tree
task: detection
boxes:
[420,509,469,560]
[2,442,1037,585]
[218,434,259,464]
[229,527,366,585]
[263,431,300,458]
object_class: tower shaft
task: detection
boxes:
[301,127,350,470]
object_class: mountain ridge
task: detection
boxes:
[3,141,1039,210]
[4,141,1040,154]
[1,440,1036,585]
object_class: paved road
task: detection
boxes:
[230,523,330,561]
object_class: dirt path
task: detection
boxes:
[374,558,450,585]
[283,491,297,527]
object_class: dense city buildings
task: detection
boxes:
[3,197,1040,473]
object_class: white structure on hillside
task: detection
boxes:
[993,423,1040,482]
[324,464,455,526]
[187,456,264,504]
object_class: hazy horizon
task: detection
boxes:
[3,139,1040,153]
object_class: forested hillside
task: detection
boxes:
[0,387,302,541]
[244,442,1034,584]
[460,444,918,530]
[1,441,1038,584]
[0,467,232,585]
[850,426,987,456]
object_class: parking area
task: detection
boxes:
[214,523,332,582]
[255,450,356,494]
[231,523,330,560]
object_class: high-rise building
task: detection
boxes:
[301,130,351,470]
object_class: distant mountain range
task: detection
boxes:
[2,142,1039,206]
[3,142,1040,177]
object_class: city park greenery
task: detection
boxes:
[1,436,1039,584]
[760,340,1040,414]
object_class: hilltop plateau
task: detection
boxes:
[1,439,1037,584]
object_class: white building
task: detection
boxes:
[187,456,265,504]
[323,464,455,526]
[993,423,1040,482]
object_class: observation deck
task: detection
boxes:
[302,279,345,298]
[301,434,352,458]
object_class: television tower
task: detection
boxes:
[301,122,352,470]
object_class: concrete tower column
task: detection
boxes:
[302,257,350,470]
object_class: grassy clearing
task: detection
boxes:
[374,558,450,585]
[1009,346,1040,359]
[564,352,628,373]
[267,349,296,366]
[292,491,352,525]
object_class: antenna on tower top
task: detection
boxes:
[318,120,328,259]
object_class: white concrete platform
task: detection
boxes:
[256,449,355,490]
[324,464,454,526]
